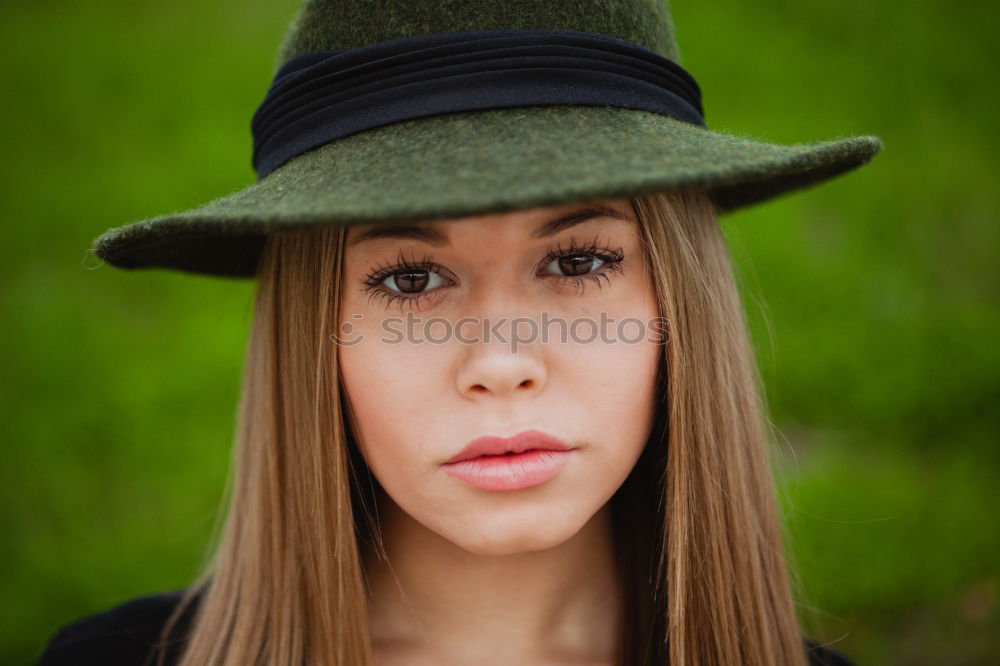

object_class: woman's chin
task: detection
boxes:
[437,513,589,557]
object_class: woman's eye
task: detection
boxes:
[382,268,447,294]
[542,253,606,277]
[536,243,626,294]
[361,256,454,311]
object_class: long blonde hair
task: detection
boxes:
[153,189,810,666]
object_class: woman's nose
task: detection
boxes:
[454,316,548,400]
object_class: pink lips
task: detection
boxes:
[441,429,576,491]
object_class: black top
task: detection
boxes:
[35,589,858,665]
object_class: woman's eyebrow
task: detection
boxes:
[346,205,632,248]
[530,205,632,239]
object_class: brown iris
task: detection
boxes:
[559,255,595,276]
[394,270,429,293]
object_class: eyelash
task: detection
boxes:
[360,239,626,311]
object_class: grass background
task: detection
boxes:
[2,0,997,664]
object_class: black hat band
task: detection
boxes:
[251,28,706,180]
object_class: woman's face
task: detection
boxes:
[337,198,662,556]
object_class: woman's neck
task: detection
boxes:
[364,493,623,665]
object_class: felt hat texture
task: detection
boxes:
[92,0,883,279]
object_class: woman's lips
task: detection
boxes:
[441,449,574,491]
[445,429,574,463]
[441,430,576,491]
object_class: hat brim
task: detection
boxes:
[93,106,882,278]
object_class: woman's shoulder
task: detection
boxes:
[804,637,858,666]
[36,590,856,666]
[35,587,201,666]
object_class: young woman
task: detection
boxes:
[37,1,881,665]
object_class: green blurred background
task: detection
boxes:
[2,0,997,664]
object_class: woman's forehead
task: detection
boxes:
[344,198,636,249]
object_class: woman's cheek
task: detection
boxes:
[339,337,438,473]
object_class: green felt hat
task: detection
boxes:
[91,0,882,279]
